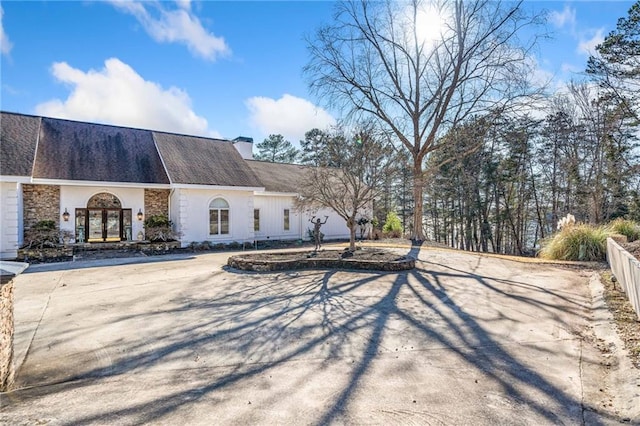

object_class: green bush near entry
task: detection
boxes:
[143,215,178,242]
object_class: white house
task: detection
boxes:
[0,112,349,259]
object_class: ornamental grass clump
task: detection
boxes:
[539,224,608,261]
[606,218,640,242]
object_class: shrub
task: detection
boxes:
[606,218,640,242]
[22,220,59,249]
[227,241,242,250]
[382,211,402,237]
[144,215,171,228]
[143,214,179,242]
[539,224,609,261]
[189,241,211,251]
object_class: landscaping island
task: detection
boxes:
[227,248,415,272]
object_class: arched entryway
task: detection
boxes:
[75,193,132,243]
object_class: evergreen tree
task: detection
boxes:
[299,128,331,166]
[587,1,640,117]
[254,134,299,163]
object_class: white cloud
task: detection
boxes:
[35,58,219,137]
[548,5,576,30]
[175,0,192,11]
[578,28,604,56]
[246,94,337,144]
[0,6,13,55]
[561,63,581,74]
[109,0,229,61]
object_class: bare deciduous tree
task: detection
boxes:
[295,125,399,251]
[305,0,543,240]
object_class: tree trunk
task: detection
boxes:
[348,217,357,252]
[412,160,425,241]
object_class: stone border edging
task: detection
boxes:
[227,251,415,272]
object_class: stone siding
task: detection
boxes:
[0,280,14,391]
[23,184,60,232]
[144,189,170,218]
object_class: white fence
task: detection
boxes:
[606,238,640,320]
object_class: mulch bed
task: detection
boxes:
[606,240,640,369]
[621,240,640,262]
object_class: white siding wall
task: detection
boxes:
[171,188,188,246]
[253,195,302,241]
[0,181,21,259]
[301,207,350,241]
[173,188,254,246]
[59,186,145,242]
[254,195,350,241]
[170,188,184,244]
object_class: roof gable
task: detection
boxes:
[0,112,40,177]
[153,132,262,187]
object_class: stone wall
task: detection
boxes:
[17,246,74,262]
[144,189,170,218]
[23,184,60,232]
[0,280,14,391]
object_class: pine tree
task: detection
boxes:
[254,134,299,163]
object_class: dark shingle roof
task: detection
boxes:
[153,132,263,187]
[246,160,309,193]
[32,117,170,184]
[0,112,40,176]
[1,112,302,190]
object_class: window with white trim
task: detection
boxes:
[209,198,229,235]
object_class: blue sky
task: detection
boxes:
[0,1,636,147]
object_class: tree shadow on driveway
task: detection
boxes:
[3,245,617,424]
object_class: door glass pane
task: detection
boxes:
[284,209,290,231]
[88,209,103,242]
[123,209,132,241]
[75,209,86,243]
[221,209,229,234]
[105,210,120,241]
[210,210,219,234]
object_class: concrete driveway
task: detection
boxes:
[1,246,638,425]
